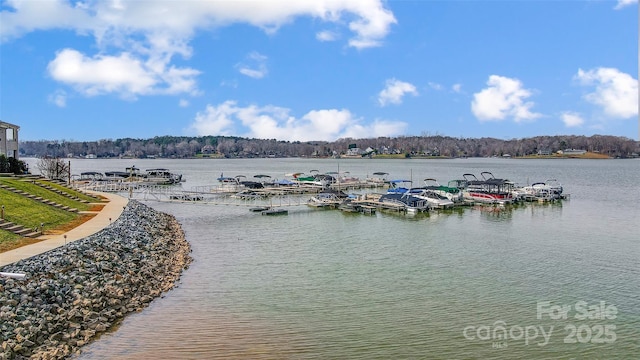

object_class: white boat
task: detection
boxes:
[409,189,455,209]
[461,172,515,204]
[420,178,464,203]
[289,172,327,188]
[519,180,565,201]
[378,192,429,213]
[307,189,348,207]
[76,167,184,186]
[367,171,389,185]
[144,168,183,184]
[213,174,245,193]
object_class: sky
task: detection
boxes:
[1,0,638,142]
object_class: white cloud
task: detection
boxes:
[1,1,395,48]
[574,67,638,119]
[378,78,418,107]
[190,101,239,136]
[236,52,268,79]
[2,1,396,100]
[452,84,462,93]
[316,30,338,42]
[188,100,408,141]
[179,99,190,107]
[561,112,584,127]
[345,1,397,49]
[428,82,443,91]
[46,48,200,98]
[48,89,67,108]
[471,75,541,122]
[0,0,94,42]
[614,0,637,10]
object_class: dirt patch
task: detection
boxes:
[88,204,105,212]
[0,238,43,253]
[46,214,97,234]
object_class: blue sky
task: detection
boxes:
[1,0,638,142]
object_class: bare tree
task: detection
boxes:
[36,157,70,181]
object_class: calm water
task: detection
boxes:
[26,158,640,359]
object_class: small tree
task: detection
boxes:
[36,157,70,181]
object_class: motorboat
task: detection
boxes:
[261,208,288,216]
[307,189,348,207]
[144,168,183,184]
[519,179,565,201]
[420,178,464,203]
[462,172,515,204]
[338,198,362,213]
[367,171,389,185]
[408,188,455,209]
[378,192,429,213]
[386,179,413,194]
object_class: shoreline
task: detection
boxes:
[0,200,192,359]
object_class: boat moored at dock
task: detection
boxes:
[462,172,516,205]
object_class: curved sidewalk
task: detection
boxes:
[0,192,129,268]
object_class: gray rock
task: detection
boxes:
[0,200,192,359]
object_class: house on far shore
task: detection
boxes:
[560,149,587,155]
[201,144,215,155]
[0,121,20,160]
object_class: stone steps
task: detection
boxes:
[26,179,95,203]
[0,184,79,213]
[0,220,41,238]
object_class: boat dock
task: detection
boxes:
[70,170,569,215]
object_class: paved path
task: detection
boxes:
[0,192,129,267]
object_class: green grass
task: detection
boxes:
[0,230,19,243]
[0,188,79,229]
[0,178,92,211]
[0,176,104,250]
[35,179,103,203]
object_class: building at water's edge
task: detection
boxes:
[0,121,20,160]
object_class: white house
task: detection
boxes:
[561,149,587,155]
[0,121,20,159]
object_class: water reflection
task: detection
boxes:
[526,201,563,217]
[474,204,515,221]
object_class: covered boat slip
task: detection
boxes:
[72,167,183,186]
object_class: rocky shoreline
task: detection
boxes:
[0,200,192,359]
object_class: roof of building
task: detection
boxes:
[0,121,20,129]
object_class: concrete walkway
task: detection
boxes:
[0,192,129,267]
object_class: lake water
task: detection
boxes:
[25,157,640,359]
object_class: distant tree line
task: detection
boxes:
[18,134,640,159]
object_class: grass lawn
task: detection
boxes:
[0,177,105,253]
[0,178,94,211]
[0,188,79,229]
[35,179,103,203]
[0,231,19,247]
